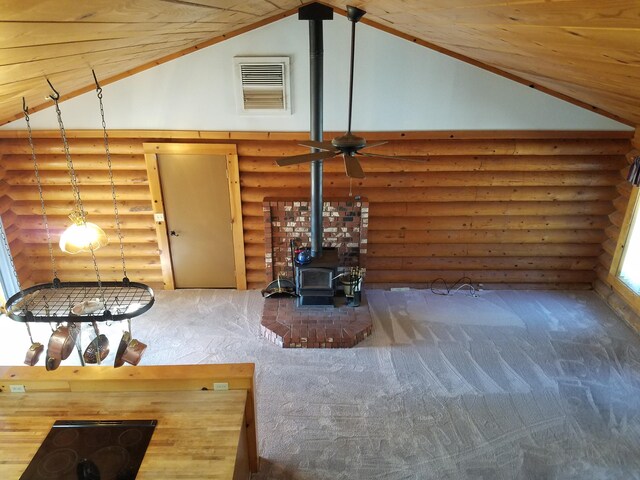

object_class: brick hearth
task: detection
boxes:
[260,295,373,348]
[263,197,369,283]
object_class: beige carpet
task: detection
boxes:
[2,288,640,479]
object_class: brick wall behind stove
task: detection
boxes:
[263,198,369,282]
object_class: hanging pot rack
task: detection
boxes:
[4,280,154,323]
[3,77,155,323]
[0,74,154,368]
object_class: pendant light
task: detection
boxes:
[47,79,109,254]
[59,215,108,254]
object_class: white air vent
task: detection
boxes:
[234,57,291,115]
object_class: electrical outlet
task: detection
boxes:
[213,382,229,391]
[9,384,25,393]
[390,287,410,292]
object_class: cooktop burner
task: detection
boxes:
[20,420,157,480]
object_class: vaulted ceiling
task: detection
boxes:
[1,1,639,127]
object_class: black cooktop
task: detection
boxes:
[20,420,157,480]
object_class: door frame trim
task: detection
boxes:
[143,143,246,290]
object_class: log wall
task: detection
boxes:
[594,130,640,331]
[0,137,159,289]
[0,130,631,292]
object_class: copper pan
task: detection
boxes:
[83,322,108,365]
[121,338,147,366]
[114,319,147,367]
[114,331,130,368]
[83,334,110,364]
[24,342,44,366]
[23,323,43,366]
[46,323,78,371]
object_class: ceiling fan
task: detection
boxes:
[277,5,401,179]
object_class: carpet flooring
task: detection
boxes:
[2,288,640,479]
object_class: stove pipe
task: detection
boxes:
[299,3,333,258]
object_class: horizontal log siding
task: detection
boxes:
[594,136,640,331]
[0,140,160,289]
[0,131,630,291]
[238,134,628,290]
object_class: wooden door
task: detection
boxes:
[157,154,236,288]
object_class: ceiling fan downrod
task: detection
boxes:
[279,5,407,180]
[346,6,366,135]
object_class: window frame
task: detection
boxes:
[609,185,640,312]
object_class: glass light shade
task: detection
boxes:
[59,222,109,254]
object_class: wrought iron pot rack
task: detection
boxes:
[1,74,155,369]
[4,279,154,323]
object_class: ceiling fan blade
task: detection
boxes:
[343,153,366,179]
[346,6,366,135]
[276,150,339,166]
[358,152,427,163]
[298,140,336,151]
[360,141,387,150]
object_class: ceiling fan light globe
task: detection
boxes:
[59,222,109,254]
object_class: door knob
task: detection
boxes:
[170,230,180,237]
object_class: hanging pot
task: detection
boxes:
[113,331,131,368]
[116,318,147,367]
[23,322,44,366]
[121,338,147,366]
[23,342,44,366]
[83,334,110,364]
[82,322,108,365]
[45,323,79,371]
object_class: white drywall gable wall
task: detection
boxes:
[3,14,629,131]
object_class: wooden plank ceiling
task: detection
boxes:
[0,0,639,126]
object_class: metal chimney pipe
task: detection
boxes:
[309,20,323,258]
[299,3,333,259]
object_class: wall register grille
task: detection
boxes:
[234,57,291,114]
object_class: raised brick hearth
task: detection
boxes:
[260,295,373,348]
[260,197,371,348]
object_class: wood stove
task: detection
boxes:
[296,248,339,306]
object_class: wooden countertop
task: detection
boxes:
[0,389,247,479]
[0,364,258,478]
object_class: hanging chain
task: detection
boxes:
[94,71,127,280]
[0,215,23,296]
[23,99,58,280]
[0,101,33,308]
[48,81,106,307]
[0,132,25,305]
[0,200,33,341]
[50,95,83,219]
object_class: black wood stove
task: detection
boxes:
[296,248,339,306]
